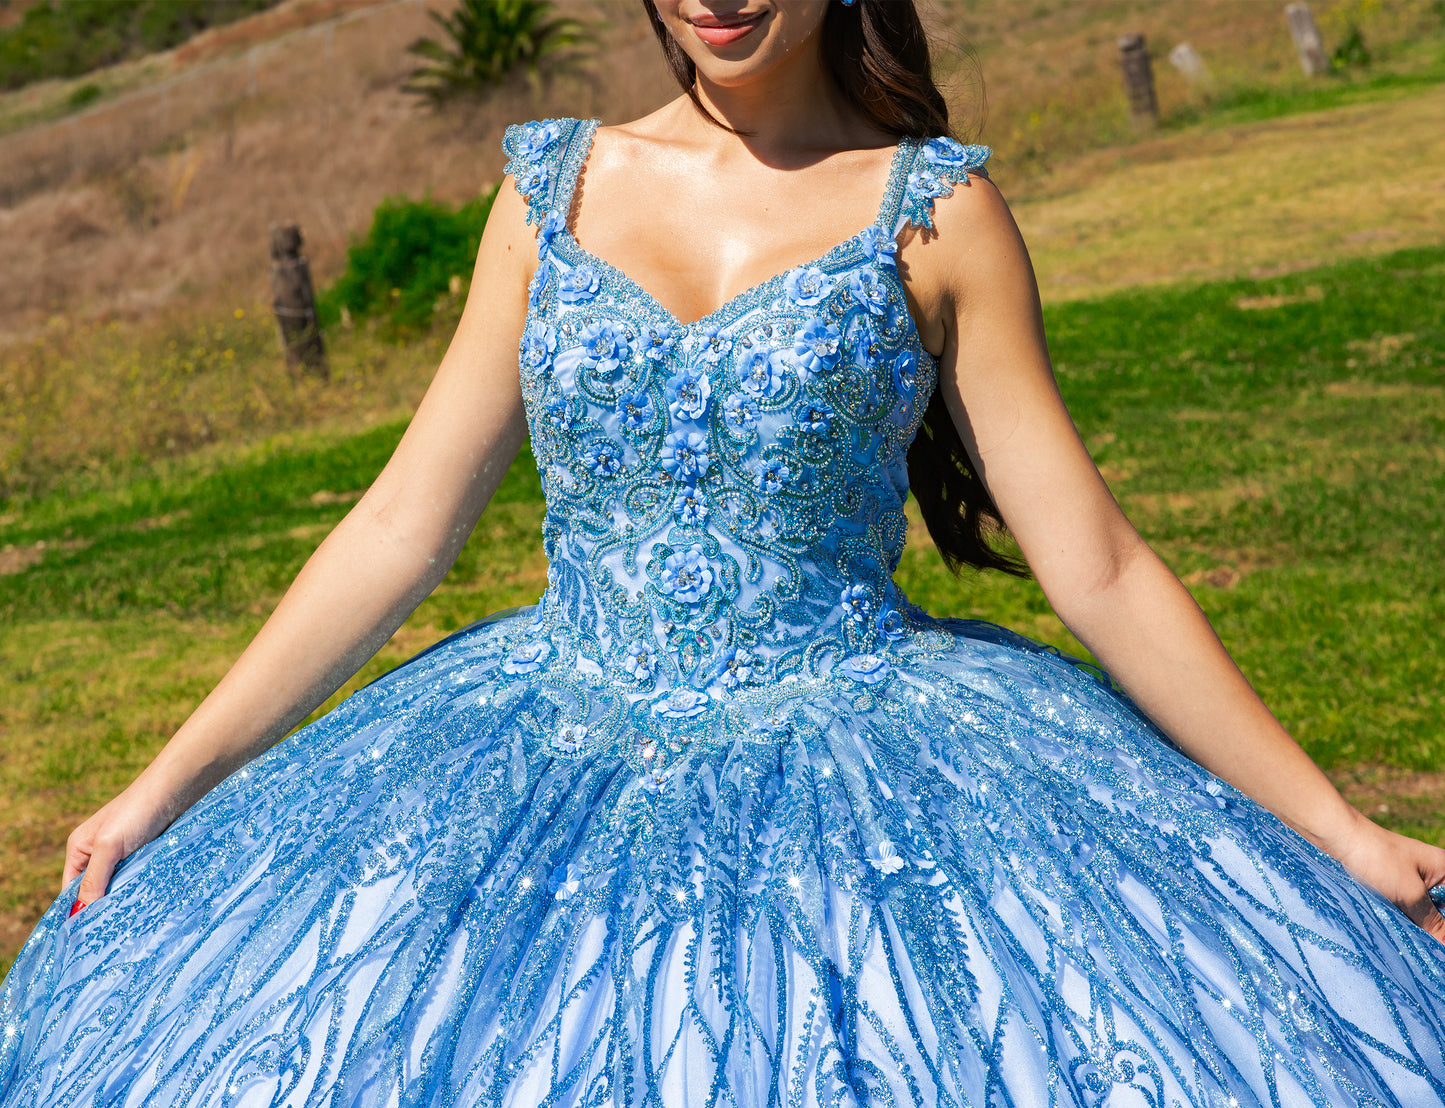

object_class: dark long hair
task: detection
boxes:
[640,0,1025,576]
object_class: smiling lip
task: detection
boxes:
[687,10,765,47]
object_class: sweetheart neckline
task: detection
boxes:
[549,223,882,335]
[550,118,917,333]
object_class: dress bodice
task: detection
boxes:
[499,117,989,775]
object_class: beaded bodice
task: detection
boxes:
[499,118,988,766]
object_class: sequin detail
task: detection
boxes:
[1,117,1442,1108]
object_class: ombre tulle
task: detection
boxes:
[2,118,1443,1106]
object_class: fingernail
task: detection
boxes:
[68,899,88,918]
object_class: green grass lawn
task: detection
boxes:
[1,243,1442,975]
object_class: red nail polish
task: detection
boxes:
[69,899,88,918]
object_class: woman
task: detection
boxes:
[3,1,1443,1104]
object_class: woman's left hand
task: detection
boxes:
[1329,813,1445,943]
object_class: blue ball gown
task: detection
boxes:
[2,117,1443,1107]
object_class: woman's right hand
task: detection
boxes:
[1327,812,1445,945]
[63,780,179,910]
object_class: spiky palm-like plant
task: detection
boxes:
[402,0,593,106]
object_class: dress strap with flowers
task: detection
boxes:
[2,118,1443,1108]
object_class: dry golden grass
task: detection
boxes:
[1012,84,1445,301]
[935,0,1445,175]
[0,296,455,499]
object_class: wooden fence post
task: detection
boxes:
[1118,33,1159,129]
[1285,2,1329,76]
[269,224,327,376]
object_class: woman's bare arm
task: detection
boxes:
[65,181,538,904]
[904,175,1445,940]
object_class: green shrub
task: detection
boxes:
[1331,25,1372,70]
[317,188,499,337]
[65,82,103,110]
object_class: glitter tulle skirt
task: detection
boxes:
[2,610,1443,1107]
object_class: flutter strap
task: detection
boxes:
[501,117,585,228]
[886,135,992,234]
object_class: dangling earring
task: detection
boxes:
[839,0,857,6]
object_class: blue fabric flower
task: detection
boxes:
[556,265,600,304]
[736,346,786,398]
[791,317,842,379]
[841,584,876,623]
[651,687,710,719]
[660,430,710,480]
[577,320,631,378]
[549,861,584,899]
[892,348,918,395]
[752,457,791,494]
[906,169,949,201]
[711,646,755,690]
[618,389,654,432]
[553,723,587,754]
[665,367,711,422]
[527,261,550,310]
[847,269,889,315]
[691,323,733,364]
[879,607,909,642]
[783,265,836,307]
[839,653,891,684]
[865,840,907,874]
[517,119,562,159]
[544,395,579,430]
[583,439,624,477]
[672,483,708,525]
[753,713,791,738]
[724,393,762,434]
[857,224,899,267]
[515,164,550,202]
[795,400,832,433]
[922,136,985,169]
[623,640,658,680]
[502,640,550,674]
[520,321,556,369]
[659,545,714,603]
[537,209,567,256]
[639,322,677,361]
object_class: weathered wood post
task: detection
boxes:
[1118,33,1159,129]
[269,224,327,376]
[1285,2,1329,77]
